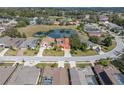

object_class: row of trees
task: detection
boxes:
[0,8,97,18]
[3,28,27,38]
[109,14,124,27]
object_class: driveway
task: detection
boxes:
[0,48,9,56]
[17,48,26,56]
[64,49,71,57]
[37,46,46,56]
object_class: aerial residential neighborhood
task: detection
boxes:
[0,7,124,85]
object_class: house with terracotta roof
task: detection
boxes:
[41,37,70,49]
[41,66,69,85]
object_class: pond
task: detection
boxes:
[47,29,76,38]
[34,32,47,37]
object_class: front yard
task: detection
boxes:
[5,49,18,56]
[43,49,64,56]
[76,63,91,68]
[23,49,38,56]
[71,49,97,56]
[101,40,116,52]
[0,47,4,52]
[0,62,14,66]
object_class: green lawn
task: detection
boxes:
[5,49,18,56]
[101,40,116,52]
[35,63,58,68]
[0,47,4,52]
[17,25,76,37]
[71,49,97,56]
[43,49,64,56]
[24,49,38,56]
[0,63,14,66]
[76,63,91,68]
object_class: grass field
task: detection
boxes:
[23,49,37,56]
[17,25,76,37]
[5,49,18,56]
[71,49,97,56]
[76,63,91,68]
[101,40,116,52]
[43,49,64,56]
[0,47,4,52]
[0,63,14,66]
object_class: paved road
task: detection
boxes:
[0,36,124,63]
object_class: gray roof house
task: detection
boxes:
[84,23,101,32]
[7,66,40,85]
[0,36,25,48]
[69,67,81,85]
[19,37,38,49]
[69,66,98,85]
[0,66,17,85]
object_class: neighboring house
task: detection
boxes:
[94,65,113,85]
[42,66,69,85]
[104,65,124,85]
[99,15,109,22]
[84,23,102,37]
[0,18,17,27]
[42,37,70,49]
[19,37,38,49]
[106,22,123,30]
[86,41,101,50]
[69,66,98,85]
[29,17,38,25]
[0,36,25,49]
[7,66,40,85]
[94,65,124,85]
[0,66,17,85]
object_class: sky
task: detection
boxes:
[0,0,124,7]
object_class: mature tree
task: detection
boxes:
[98,59,110,67]
[89,36,99,44]
[69,34,81,50]
[22,33,27,38]
[80,43,87,51]
[103,37,112,47]
[16,21,27,27]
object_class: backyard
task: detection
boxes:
[43,49,64,56]
[17,25,76,37]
